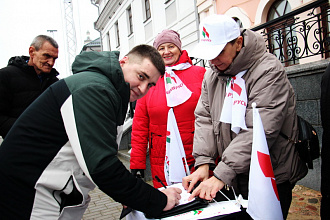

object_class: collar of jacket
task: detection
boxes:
[8,55,59,78]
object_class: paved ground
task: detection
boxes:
[82,188,124,220]
[288,185,321,220]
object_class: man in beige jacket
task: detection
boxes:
[182,14,307,219]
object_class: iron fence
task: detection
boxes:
[252,0,329,66]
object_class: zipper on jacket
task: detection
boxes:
[150,132,161,149]
[150,132,154,149]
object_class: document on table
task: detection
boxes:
[160,183,242,219]
[126,183,243,220]
[164,182,195,205]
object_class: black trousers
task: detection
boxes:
[321,129,330,219]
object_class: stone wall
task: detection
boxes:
[286,58,329,190]
[287,59,329,139]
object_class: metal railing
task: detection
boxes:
[252,0,329,66]
[191,0,329,67]
[191,57,210,69]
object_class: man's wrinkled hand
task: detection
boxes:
[161,187,182,211]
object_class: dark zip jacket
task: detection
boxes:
[0,55,59,138]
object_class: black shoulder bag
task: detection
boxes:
[280,115,320,169]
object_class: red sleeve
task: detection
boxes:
[130,95,150,169]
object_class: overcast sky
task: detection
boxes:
[0,0,100,78]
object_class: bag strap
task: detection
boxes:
[279,131,296,144]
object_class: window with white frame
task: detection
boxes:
[107,31,111,51]
[143,0,151,22]
[165,0,177,26]
[127,6,133,36]
[115,22,120,48]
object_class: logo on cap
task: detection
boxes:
[201,27,211,42]
[202,27,209,38]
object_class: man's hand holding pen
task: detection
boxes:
[161,187,182,211]
[155,175,182,211]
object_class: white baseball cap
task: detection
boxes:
[191,14,240,60]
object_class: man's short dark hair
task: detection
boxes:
[126,44,165,76]
[229,38,237,45]
[30,35,59,51]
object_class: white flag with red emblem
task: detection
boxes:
[164,108,190,186]
[247,103,283,220]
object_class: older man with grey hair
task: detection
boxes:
[0,35,60,139]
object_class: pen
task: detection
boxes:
[155,175,167,189]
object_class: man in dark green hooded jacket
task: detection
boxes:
[0,45,181,219]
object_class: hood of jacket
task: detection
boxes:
[8,56,30,68]
[72,51,129,98]
[7,55,59,77]
[71,51,130,125]
[210,29,267,76]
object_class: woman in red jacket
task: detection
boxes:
[130,29,206,188]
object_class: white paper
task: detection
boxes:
[127,182,246,220]
[163,183,195,205]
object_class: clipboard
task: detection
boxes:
[145,197,209,219]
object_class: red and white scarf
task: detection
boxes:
[164,63,192,185]
[164,63,192,107]
[220,70,248,134]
